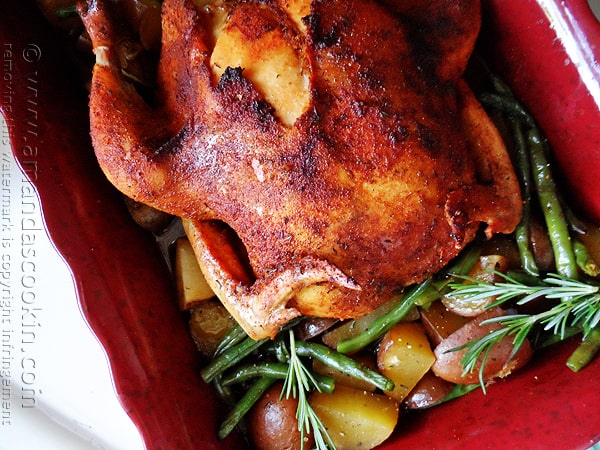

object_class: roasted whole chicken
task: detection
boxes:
[80,0,522,339]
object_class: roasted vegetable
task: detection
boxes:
[404,371,455,410]
[441,254,511,316]
[419,301,469,347]
[377,322,436,402]
[124,196,173,233]
[188,299,236,357]
[174,237,215,310]
[249,382,315,450]
[309,385,399,450]
[432,307,533,385]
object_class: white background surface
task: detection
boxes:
[1,114,145,450]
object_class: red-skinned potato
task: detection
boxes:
[248,382,314,450]
[420,301,469,346]
[404,371,455,410]
[528,216,556,272]
[432,307,533,384]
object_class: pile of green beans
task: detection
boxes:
[479,68,600,372]
[479,72,578,279]
[201,320,396,439]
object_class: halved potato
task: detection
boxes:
[377,322,436,402]
[188,299,236,357]
[419,301,469,347]
[432,307,533,384]
[404,371,455,409]
[309,385,399,450]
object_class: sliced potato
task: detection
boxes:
[175,237,215,310]
[188,299,236,357]
[432,307,533,384]
[210,3,311,126]
[310,385,399,450]
[377,322,436,402]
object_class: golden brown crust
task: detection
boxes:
[80,0,522,338]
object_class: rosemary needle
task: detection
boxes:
[282,330,336,450]
[448,273,600,384]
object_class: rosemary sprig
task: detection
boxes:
[282,329,336,450]
[448,273,600,386]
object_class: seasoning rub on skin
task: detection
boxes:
[79,0,522,339]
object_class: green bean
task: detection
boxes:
[272,335,290,363]
[479,92,536,128]
[511,119,539,276]
[218,376,275,440]
[528,130,578,279]
[336,278,438,354]
[220,362,336,394]
[566,327,600,372]
[480,75,579,279]
[487,69,514,98]
[212,376,237,407]
[294,340,394,391]
[56,5,79,19]
[212,323,248,357]
[201,335,269,383]
[221,362,289,386]
[478,73,569,277]
[448,242,482,275]
[573,239,600,277]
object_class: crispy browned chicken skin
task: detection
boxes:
[80,0,522,339]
